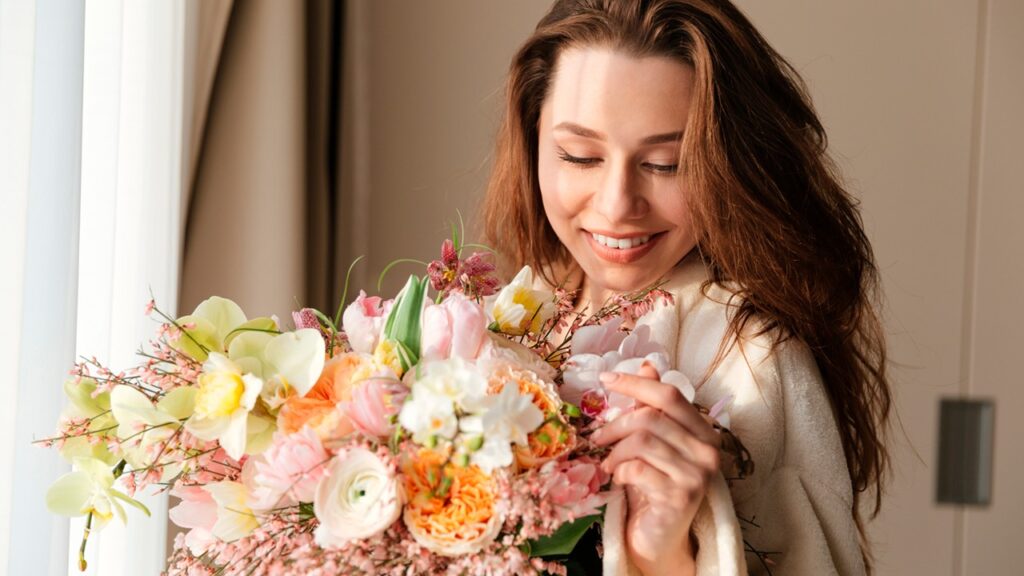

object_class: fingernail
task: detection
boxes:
[599,372,618,384]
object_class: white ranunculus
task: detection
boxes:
[314,448,403,547]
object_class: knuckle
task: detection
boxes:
[658,385,682,406]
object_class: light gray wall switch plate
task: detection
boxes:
[936,398,994,506]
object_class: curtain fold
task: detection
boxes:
[181,0,346,323]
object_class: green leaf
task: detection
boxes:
[528,513,602,557]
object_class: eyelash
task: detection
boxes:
[556,149,679,175]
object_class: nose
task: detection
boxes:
[592,158,648,223]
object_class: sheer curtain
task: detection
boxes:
[1,0,190,574]
[71,1,187,574]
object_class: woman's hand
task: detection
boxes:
[592,362,721,576]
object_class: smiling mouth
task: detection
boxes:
[584,230,664,264]
[590,232,652,250]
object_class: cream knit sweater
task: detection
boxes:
[549,249,866,575]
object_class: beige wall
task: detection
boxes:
[346,2,1022,574]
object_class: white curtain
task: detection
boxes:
[1,0,189,574]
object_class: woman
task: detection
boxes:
[481,1,892,575]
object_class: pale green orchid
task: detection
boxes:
[59,378,119,465]
[227,328,327,409]
[109,385,196,476]
[171,296,277,362]
[45,457,150,527]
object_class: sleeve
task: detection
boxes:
[724,336,867,576]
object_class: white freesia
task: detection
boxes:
[184,353,265,460]
[398,386,458,445]
[415,357,488,412]
[45,457,150,528]
[485,266,555,335]
[314,448,403,547]
[459,382,544,472]
[204,481,260,542]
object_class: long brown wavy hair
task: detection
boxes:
[481,0,892,571]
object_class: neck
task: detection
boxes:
[577,275,614,316]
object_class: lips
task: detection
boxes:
[583,230,663,264]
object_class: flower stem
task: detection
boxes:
[78,511,93,571]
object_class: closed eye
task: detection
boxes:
[557,149,677,175]
[557,150,600,167]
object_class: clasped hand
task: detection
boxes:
[591,362,721,576]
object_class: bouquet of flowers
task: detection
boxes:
[40,236,750,575]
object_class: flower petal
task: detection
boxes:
[45,471,93,516]
[264,329,326,397]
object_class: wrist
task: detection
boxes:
[635,532,697,576]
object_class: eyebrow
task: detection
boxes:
[553,121,684,145]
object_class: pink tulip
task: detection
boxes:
[421,293,487,361]
[342,378,407,438]
[342,291,393,354]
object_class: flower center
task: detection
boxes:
[195,371,245,419]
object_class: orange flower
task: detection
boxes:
[402,449,501,556]
[487,365,575,468]
[277,353,366,438]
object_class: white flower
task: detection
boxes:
[486,266,555,335]
[314,448,403,547]
[204,481,260,542]
[398,386,458,445]
[415,357,489,412]
[460,382,544,472]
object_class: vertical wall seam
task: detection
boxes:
[956,0,991,575]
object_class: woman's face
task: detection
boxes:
[538,46,697,298]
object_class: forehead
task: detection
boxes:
[542,46,694,140]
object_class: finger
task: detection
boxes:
[602,424,716,481]
[600,371,718,445]
[611,459,709,507]
[593,407,722,469]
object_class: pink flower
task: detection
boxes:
[570,317,627,356]
[545,457,609,518]
[342,291,392,354]
[420,293,488,361]
[341,378,407,438]
[245,427,330,510]
[168,484,218,555]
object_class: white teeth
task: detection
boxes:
[591,233,652,250]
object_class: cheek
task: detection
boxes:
[538,157,583,231]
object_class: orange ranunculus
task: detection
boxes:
[487,364,575,468]
[277,352,367,438]
[402,449,501,556]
